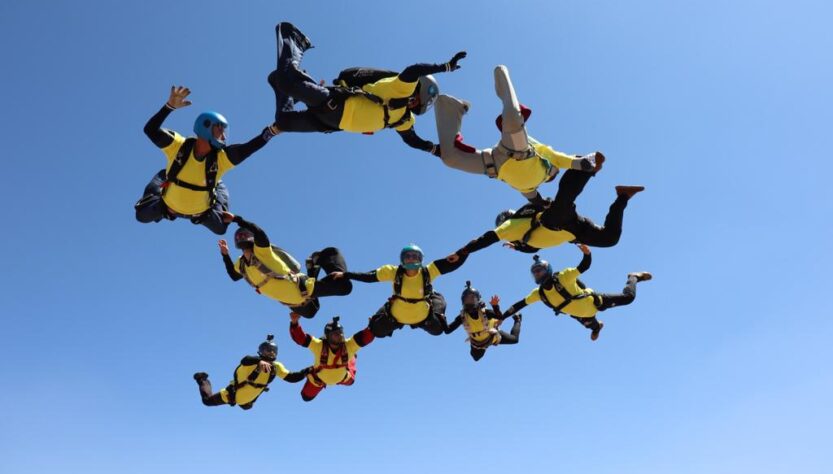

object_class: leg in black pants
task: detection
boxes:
[190,181,231,235]
[498,317,522,344]
[596,275,637,311]
[416,293,448,336]
[561,195,628,248]
[134,169,168,224]
[540,169,594,229]
[194,373,226,407]
[310,247,353,298]
[369,305,403,338]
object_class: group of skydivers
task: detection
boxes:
[134,22,652,410]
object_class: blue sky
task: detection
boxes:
[1,1,831,472]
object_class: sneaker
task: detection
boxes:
[590,322,604,341]
[628,271,653,282]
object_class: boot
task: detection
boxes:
[628,271,653,282]
[615,185,645,199]
[590,322,604,341]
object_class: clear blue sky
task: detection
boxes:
[1,1,831,472]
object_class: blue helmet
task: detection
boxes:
[400,244,424,270]
[193,111,229,149]
[530,254,553,284]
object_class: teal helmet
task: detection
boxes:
[400,244,424,270]
[194,111,228,149]
[530,254,553,284]
[496,209,515,227]
[415,75,439,115]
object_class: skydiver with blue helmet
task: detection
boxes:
[330,244,468,338]
[267,21,466,155]
[134,86,279,235]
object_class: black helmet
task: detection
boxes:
[495,209,515,227]
[234,227,255,249]
[460,280,482,305]
[258,334,278,361]
[324,316,344,338]
[530,254,553,284]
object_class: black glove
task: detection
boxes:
[447,51,467,71]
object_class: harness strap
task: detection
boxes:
[482,150,498,178]
[538,276,593,315]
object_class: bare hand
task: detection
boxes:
[258,361,273,373]
[167,85,192,109]
[289,312,301,324]
[576,243,591,255]
[218,239,229,255]
[330,271,345,280]
[446,253,460,263]
[490,295,500,306]
[221,211,235,224]
[502,242,517,251]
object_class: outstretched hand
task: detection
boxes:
[576,243,591,255]
[490,295,500,306]
[218,239,229,255]
[167,85,192,109]
[258,360,273,373]
[448,51,467,71]
[221,211,235,224]
[289,312,301,324]
[502,242,517,251]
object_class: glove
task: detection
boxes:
[446,51,467,72]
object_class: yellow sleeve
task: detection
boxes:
[363,76,418,99]
[524,288,541,305]
[426,262,442,281]
[216,150,236,177]
[272,362,290,380]
[308,336,323,356]
[535,143,575,169]
[161,131,186,164]
[394,115,416,132]
[559,268,579,284]
[346,337,361,355]
[375,265,398,282]
[234,257,243,274]
[495,217,531,242]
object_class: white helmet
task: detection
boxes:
[415,75,439,115]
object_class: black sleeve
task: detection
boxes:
[444,315,462,334]
[282,368,309,384]
[501,301,527,320]
[433,253,468,275]
[224,129,272,166]
[459,231,500,255]
[239,355,260,366]
[526,192,549,207]
[490,305,503,320]
[576,253,592,274]
[398,63,450,83]
[343,271,380,283]
[144,104,176,149]
[232,215,270,247]
[397,128,435,153]
[222,253,243,281]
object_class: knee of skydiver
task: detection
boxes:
[200,397,213,407]
[301,393,317,402]
[470,350,485,362]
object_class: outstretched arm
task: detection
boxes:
[282,367,311,383]
[144,86,192,148]
[338,270,380,283]
[398,52,466,82]
[433,253,468,275]
[458,231,500,257]
[231,214,270,247]
[397,128,438,155]
[224,125,279,165]
[218,240,243,281]
[289,314,312,347]
[500,300,528,320]
[575,244,592,274]
[352,328,375,347]
[444,315,463,334]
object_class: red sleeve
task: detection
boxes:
[290,323,312,347]
[353,328,375,347]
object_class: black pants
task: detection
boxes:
[292,247,353,319]
[370,293,448,338]
[197,377,254,410]
[539,169,628,248]
[134,169,231,235]
[595,275,637,311]
[470,317,522,361]
[269,22,343,132]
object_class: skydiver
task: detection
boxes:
[432,65,603,205]
[289,313,375,402]
[267,21,466,154]
[219,212,352,318]
[135,86,278,235]
[443,282,522,361]
[193,334,307,410]
[500,244,652,341]
[330,244,467,338]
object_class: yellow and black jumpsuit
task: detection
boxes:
[444,302,521,361]
[136,104,275,235]
[290,320,375,401]
[222,215,352,318]
[268,22,451,153]
[341,256,468,338]
[196,356,307,410]
[501,253,641,336]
